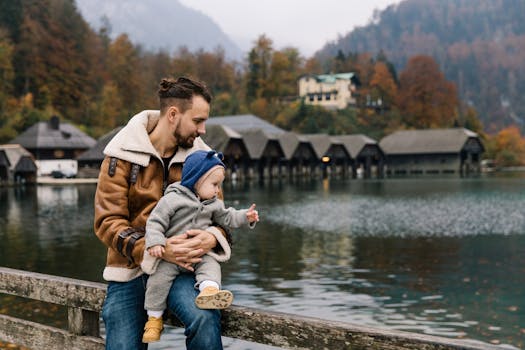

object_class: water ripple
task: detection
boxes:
[268,193,525,236]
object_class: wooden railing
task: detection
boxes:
[0,267,503,350]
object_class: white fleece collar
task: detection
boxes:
[104,110,210,166]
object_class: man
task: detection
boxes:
[94,77,229,349]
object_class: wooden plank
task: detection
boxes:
[0,267,504,350]
[0,267,106,311]
[220,305,501,350]
[68,307,100,337]
[0,314,104,350]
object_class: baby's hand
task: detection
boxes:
[246,203,259,223]
[148,245,165,258]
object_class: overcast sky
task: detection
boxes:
[179,0,402,56]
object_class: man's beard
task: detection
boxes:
[174,121,196,149]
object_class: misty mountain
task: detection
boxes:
[316,0,525,132]
[75,0,243,60]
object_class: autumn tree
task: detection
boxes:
[245,35,273,102]
[0,29,14,113]
[139,50,174,109]
[267,47,303,99]
[194,48,241,115]
[397,55,459,128]
[369,61,398,109]
[108,33,143,124]
[172,46,197,79]
[456,104,483,133]
[486,125,525,167]
[303,57,323,75]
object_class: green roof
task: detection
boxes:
[315,72,355,84]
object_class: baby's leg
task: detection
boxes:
[145,261,181,312]
[143,262,182,343]
[194,255,233,309]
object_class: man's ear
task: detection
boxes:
[167,106,180,122]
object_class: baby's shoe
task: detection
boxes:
[195,286,233,309]
[142,316,164,343]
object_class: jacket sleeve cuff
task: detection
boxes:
[145,233,167,250]
[205,226,231,262]
[141,249,160,274]
[117,227,145,265]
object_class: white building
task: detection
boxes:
[298,72,359,109]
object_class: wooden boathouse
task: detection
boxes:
[76,127,123,178]
[278,131,318,178]
[0,144,38,184]
[200,124,249,179]
[302,134,351,177]
[337,134,385,178]
[379,128,484,176]
[70,113,487,181]
[206,114,286,179]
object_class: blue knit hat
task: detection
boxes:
[181,150,225,191]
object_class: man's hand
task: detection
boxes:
[163,230,217,271]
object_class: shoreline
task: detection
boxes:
[36,176,98,185]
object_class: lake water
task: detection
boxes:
[0,176,524,349]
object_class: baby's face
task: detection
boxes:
[196,168,225,200]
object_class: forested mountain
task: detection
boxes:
[75,0,243,60]
[1,0,524,165]
[316,0,525,132]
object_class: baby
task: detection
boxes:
[141,150,259,343]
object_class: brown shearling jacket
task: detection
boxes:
[94,110,230,282]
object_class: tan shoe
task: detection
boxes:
[142,316,164,343]
[195,286,233,309]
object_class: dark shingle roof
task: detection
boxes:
[379,128,480,155]
[10,118,96,150]
[207,114,286,135]
[278,132,301,159]
[337,134,378,158]
[200,124,243,153]
[301,134,333,158]
[15,156,37,172]
[236,129,280,159]
[0,144,36,172]
[77,127,123,161]
[0,150,9,167]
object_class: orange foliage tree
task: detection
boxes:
[370,61,398,109]
[397,55,459,128]
[488,125,525,167]
[107,34,143,124]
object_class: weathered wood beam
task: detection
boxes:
[0,267,504,350]
[220,305,499,350]
[68,307,100,337]
[0,267,106,311]
[0,314,104,350]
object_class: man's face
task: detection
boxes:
[173,95,210,148]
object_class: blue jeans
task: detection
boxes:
[102,273,223,350]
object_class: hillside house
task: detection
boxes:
[379,128,484,176]
[9,116,96,177]
[298,73,359,109]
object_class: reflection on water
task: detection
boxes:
[0,177,524,349]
